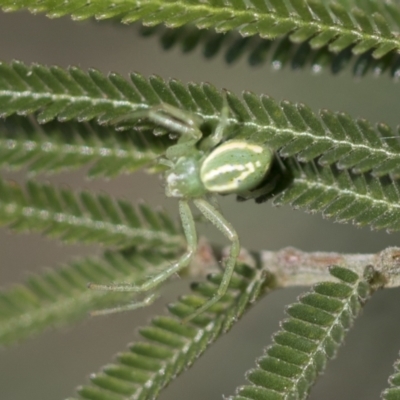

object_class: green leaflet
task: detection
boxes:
[273,159,400,232]
[0,116,171,177]
[0,177,184,248]
[0,249,179,346]
[230,266,372,400]
[0,0,399,58]
[1,62,400,180]
[70,259,272,400]
[382,355,400,399]
[139,24,400,79]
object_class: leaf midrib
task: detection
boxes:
[294,175,400,211]
[134,0,398,47]
[1,201,184,247]
[287,280,360,398]
[0,137,158,161]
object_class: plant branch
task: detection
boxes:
[230,264,372,400]
[0,1,399,58]
[187,238,400,290]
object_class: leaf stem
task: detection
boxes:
[193,240,400,289]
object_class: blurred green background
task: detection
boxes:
[1,11,400,400]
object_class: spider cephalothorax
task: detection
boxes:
[164,152,206,198]
[90,102,274,320]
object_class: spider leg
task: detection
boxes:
[199,95,229,151]
[165,141,199,160]
[187,198,240,321]
[206,193,221,212]
[112,103,202,142]
[90,294,158,316]
[150,103,203,134]
[236,174,279,201]
[88,200,197,294]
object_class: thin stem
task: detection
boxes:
[188,239,400,289]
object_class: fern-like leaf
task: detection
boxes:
[273,159,400,232]
[1,0,400,58]
[382,354,400,399]
[0,61,147,124]
[229,265,372,400]
[70,259,271,400]
[0,177,183,247]
[140,24,400,79]
[1,62,400,178]
[0,248,179,346]
[0,116,170,177]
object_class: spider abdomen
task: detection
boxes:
[200,140,273,194]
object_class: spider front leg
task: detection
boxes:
[112,103,203,158]
[199,95,229,152]
[186,198,240,321]
[88,200,198,312]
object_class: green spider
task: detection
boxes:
[90,102,274,321]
